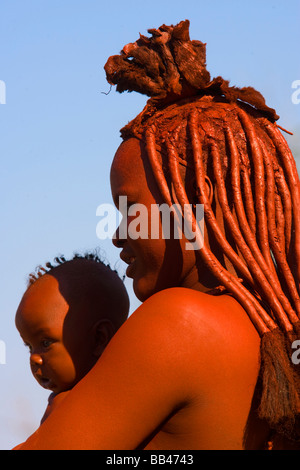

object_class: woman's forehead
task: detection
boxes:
[111,138,146,188]
[112,138,142,168]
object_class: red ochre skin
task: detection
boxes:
[15,275,95,396]
[13,19,300,450]
[15,138,272,450]
[16,289,263,450]
[14,257,129,433]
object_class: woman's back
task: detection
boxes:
[16,288,264,449]
[131,289,264,450]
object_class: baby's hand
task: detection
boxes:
[40,390,70,424]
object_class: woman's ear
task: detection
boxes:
[92,319,116,358]
[204,176,213,205]
[189,175,214,205]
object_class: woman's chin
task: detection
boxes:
[132,276,156,303]
[132,273,171,303]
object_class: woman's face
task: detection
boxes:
[110,138,198,301]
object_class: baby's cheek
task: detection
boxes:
[51,354,77,390]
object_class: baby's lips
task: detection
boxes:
[36,374,53,389]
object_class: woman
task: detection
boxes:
[18,20,300,450]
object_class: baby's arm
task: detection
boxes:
[40,391,70,424]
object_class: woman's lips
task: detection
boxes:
[120,251,136,278]
[126,257,136,278]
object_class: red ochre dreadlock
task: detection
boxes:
[105,20,300,439]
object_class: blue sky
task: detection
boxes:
[0,0,299,449]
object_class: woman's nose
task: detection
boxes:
[30,353,43,366]
[112,225,126,248]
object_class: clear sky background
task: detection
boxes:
[0,0,299,450]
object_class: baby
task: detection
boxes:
[15,253,129,423]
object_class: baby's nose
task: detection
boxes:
[30,353,43,366]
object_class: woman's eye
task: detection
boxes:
[118,198,135,215]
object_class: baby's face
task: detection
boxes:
[15,275,95,394]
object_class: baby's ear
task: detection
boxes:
[92,319,116,358]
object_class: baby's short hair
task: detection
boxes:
[27,250,123,286]
[26,249,129,330]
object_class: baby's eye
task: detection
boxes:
[41,339,54,349]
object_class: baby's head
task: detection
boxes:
[15,253,129,394]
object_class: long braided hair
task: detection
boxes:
[105,20,300,440]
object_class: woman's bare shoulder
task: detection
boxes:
[133,288,258,336]
[127,287,261,366]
